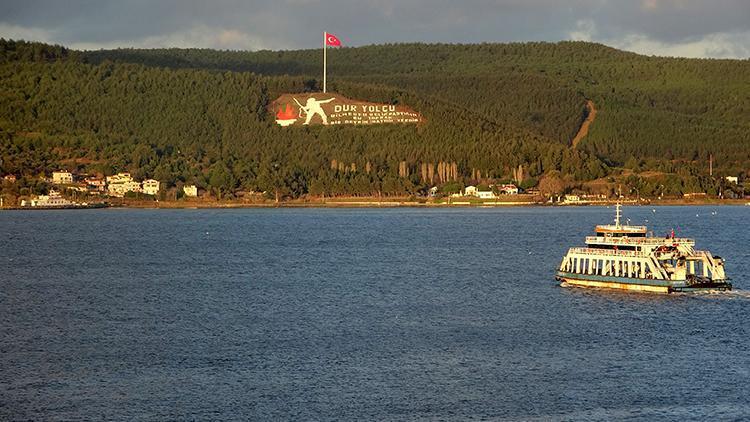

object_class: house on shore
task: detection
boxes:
[106,173,142,197]
[85,177,106,193]
[142,179,160,196]
[497,184,519,195]
[463,186,477,197]
[477,190,497,199]
[52,171,73,185]
[183,185,198,197]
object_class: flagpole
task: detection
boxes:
[323,31,327,93]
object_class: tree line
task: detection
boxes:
[1,39,748,202]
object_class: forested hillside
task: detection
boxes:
[1,39,749,200]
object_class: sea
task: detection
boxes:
[1,206,749,421]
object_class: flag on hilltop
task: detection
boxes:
[323,31,342,93]
[325,33,341,47]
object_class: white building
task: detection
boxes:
[725,176,739,184]
[463,186,477,197]
[106,172,133,185]
[183,185,198,197]
[498,184,519,195]
[52,171,73,185]
[477,190,497,199]
[85,177,106,193]
[563,194,581,203]
[142,179,160,196]
[108,181,143,197]
[106,173,141,197]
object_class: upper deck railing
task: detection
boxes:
[585,236,695,246]
[568,247,648,258]
[595,224,647,233]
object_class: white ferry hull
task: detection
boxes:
[556,271,731,294]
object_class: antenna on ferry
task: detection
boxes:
[614,202,622,228]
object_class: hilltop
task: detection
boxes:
[1,39,748,201]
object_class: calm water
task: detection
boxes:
[1,206,749,421]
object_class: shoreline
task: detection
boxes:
[0,196,750,211]
[123,196,750,209]
[4,198,746,210]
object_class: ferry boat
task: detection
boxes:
[22,190,75,208]
[555,204,731,293]
[10,190,107,210]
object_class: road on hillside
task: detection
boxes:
[571,100,596,148]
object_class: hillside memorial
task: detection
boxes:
[272,93,423,126]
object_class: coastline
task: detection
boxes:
[2,196,747,211]
[51,197,750,209]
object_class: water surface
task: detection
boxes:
[1,206,749,420]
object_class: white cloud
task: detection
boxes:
[565,17,750,58]
[1,22,288,51]
[0,23,55,43]
[607,31,750,59]
[70,25,288,51]
[568,19,597,42]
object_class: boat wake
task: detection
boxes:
[687,289,750,300]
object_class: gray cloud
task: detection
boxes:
[2,0,749,58]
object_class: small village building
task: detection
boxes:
[463,186,477,196]
[123,181,143,195]
[477,190,497,199]
[142,179,160,196]
[725,176,739,184]
[106,173,141,197]
[106,172,133,185]
[498,184,519,195]
[52,171,73,185]
[85,177,106,193]
[183,185,198,197]
[564,194,581,203]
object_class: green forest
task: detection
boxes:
[1,39,748,201]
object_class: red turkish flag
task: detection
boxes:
[325,33,341,47]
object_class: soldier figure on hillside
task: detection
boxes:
[295,97,335,125]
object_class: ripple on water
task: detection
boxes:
[1,206,749,420]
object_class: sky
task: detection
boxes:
[2,0,750,59]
